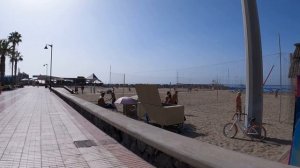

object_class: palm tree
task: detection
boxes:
[14,51,23,82]
[0,39,11,85]
[8,32,22,84]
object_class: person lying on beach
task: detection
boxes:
[98,92,114,109]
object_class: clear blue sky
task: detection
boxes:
[0,0,299,84]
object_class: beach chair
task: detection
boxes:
[135,84,185,128]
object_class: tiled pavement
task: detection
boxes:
[0,87,154,168]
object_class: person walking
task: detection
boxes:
[81,85,84,94]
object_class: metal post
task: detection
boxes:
[45,44,53,90]
[50,46,53,90]
[278,34,282,122]
[43,64,48,84]
[123,73,125,96]
[109,65,111,87]
[45,65,47,84]
[241,0,263,127]
[46,65,48,82]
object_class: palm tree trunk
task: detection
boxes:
[11,45,15,85]
[14,61,17,84]
[0,55,5,85]
[11,61,14,84]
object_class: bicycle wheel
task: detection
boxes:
[247,125,266,141]
[223,123,238,138]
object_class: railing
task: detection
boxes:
[51,87,295,168]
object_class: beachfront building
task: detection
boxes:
[32,73,103,86]
[86,73,103,85]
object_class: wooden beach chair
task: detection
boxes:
[135,84,185,128]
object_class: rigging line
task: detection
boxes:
[123,52,286,75]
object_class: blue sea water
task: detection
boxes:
[225,84,292,93]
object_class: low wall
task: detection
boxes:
[51,88,294,168]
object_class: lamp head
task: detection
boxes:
[44,45,48,49]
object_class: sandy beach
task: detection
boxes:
[72,86,294,162]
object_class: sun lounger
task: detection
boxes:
[135,84,185,128]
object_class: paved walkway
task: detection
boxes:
[0,87,154,168]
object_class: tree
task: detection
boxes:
[0,39,11,85]
[14,51,23,82]
[8,32,22,84]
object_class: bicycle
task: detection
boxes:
[223,113,266,141]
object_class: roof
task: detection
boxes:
[288,43,300,78]
[86,73,103,83]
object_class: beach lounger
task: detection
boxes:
[135,84,185,128]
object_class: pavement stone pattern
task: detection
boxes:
[0,87,154,168]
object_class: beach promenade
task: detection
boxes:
[0,87,153,168]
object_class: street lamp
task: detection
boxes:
[44,44,53,90]
[43,64,48,85]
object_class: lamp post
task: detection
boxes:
[43,64,48,85]
[44,44,53,90]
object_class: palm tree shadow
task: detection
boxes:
[263,137,292,146]
[232,137,292,145]
[185,114,198,117]
[233,137,254,142]
[180,124,207,138]
[160,123,206,138]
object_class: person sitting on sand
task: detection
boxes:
[164,91,172,105]
[111,91,116,104]
[98,92,114,109]
[107,90,116,108]
[106,90,116,104]
[236,92,242,115]
[171,91,178,104]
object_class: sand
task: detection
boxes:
[72,86,294,162]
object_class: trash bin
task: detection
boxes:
[123,104,137,118]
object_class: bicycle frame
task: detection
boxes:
[224,113,266,140]
[232,114,247,133]
[233,113,262,136]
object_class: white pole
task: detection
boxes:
[109,65,111,87]
[242,0,263,127]
[228,68,230,85]
[123,73,125,96]
[176,71,178,85]
[278,33,282,122]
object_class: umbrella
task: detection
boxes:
[130,95,138,100]
[114,97,137,105]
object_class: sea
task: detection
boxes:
[225,84,292,93]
